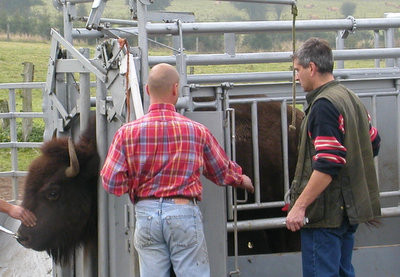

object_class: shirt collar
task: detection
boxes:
[306,80,339,105]
[148,103,176,113]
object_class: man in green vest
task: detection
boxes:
[286,37,381,277]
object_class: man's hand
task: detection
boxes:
[285,205,306,232]
[238,174,254,193]
[8,205,37,227]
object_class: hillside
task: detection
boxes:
[36,0,400,22]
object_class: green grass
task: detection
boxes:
[0,41,50,83]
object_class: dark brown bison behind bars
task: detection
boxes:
[229,102,303,255]
[17,120,99,265]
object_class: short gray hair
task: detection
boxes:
[293,37,334,74]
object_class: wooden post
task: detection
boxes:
[0,99,9,128]
[21,62,34,141]
[6,22,10,40]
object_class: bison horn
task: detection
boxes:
[65,138,80,178]
[52,128,57,140]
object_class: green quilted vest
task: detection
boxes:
[290,81,381,228]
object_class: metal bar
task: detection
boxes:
[8,89,18,201]
[0,112,44,119]
[81,16,138,26]
[0,82,45,89]
[227,207,400,232]
[79,48,91,130]
[227,91,397,105]
[371,95,379,181]
[96,79,109,277]
[50,29,107,83]
[230,187,240,276]
[49,93,70,119]
[149,48,400,66]
[137,0,150,111]
[72,17,400,38]
[384,14,395,67]
[0,142,42,148]
[380,190,400,198]
[145,18,400,35]
[251,102,261,204]
[280,101,290,196]
[233,201,286,211]
[374,30,380,68]
[397,81,400,199]
[336,31,345,69]
[227,216,287,231]
[187,68,400,84]
[231,189,400,212]
[0,171,28,178]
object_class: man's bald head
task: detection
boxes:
[147,63,179,101]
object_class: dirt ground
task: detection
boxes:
[0,177,26,202]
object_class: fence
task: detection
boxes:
[0,82,45,202]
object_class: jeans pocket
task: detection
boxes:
[166,214,197,248]
[134,214,153,249]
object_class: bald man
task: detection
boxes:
[101,63,253,277]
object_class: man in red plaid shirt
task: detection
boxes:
[101,63,254,277]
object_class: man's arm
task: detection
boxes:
[202,130,254,193]
[0,200,36,227]
[286,170,332,232]
[100,128,130,196]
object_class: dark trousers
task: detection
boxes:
[300,218,358,277]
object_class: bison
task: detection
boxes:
[16,101,302,267]
[16,119,99,265]
[229,101,303,255]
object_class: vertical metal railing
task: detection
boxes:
[0,83,45,202]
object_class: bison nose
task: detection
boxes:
[16,233,29,246]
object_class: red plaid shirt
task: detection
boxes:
[100,103,243,202]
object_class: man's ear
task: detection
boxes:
[309,62,318,76]
[145,84,150,96]
[172,83,179,96]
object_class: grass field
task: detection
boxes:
[34,0,400,22]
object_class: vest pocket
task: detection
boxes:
[305,194,325,223]
[290,179,325,223]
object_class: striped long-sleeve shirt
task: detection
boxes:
[308,98,381,177]
[100,103,243,202]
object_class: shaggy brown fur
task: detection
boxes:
[17,119,99,265]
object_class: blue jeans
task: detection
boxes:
[300,218,358,277]
[134,198,210,277]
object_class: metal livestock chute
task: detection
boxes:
[1,0,400,276]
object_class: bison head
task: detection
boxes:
[17,123,99,264]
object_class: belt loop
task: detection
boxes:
[193,198,197,205]
[158,197,163,216]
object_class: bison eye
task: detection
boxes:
[46,190,60,201]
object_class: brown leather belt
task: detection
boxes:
[137,196,197,205]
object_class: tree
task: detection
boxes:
[273,4,285,20]
[232,2,268,20]
[341,2,357,17]
[0,0,44,39]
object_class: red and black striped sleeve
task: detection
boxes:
[308,98,347,177]
[308,98,380,177]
